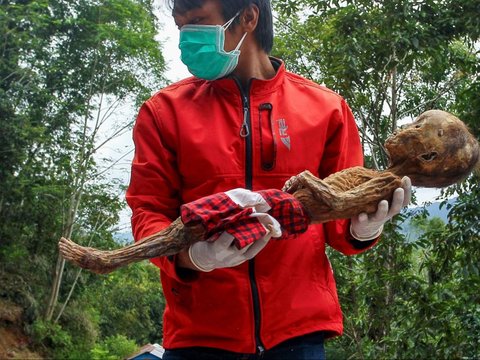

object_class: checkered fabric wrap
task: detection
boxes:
[257,189,309,239]
[180,189,310,248]
[180,193,267,249]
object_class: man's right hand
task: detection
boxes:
[185,231,271,272]
[177,188,283,272]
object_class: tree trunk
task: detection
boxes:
[44,191,82,321]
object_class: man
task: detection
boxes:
[126,0,411,359]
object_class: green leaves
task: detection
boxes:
[0,0,167,356]
[274,0,479,170]
[275,0,480,357]
[91,335,138,360]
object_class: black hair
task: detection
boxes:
[167,0,273,53]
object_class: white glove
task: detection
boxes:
[188,229,268,272]
[350,176,412,241]
[188,188,282,272]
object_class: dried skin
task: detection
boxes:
[385,110,480,187]
[59,218,204,274]
[58,110,479,274]
[286,168,402,222]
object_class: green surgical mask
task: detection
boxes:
[179,13,248,80]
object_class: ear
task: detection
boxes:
[240,4,259,32]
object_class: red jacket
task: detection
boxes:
[126,59,377,353]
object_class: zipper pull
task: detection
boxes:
[257,344,265,357]
[240,106,250,137]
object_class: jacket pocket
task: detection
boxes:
[258,102,276,171]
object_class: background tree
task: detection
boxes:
[273,0,479,358]
[0,0,168,357]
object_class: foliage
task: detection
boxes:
[31,320,73,358]
[25,262,164,358]
[31,319,138,359]
[79,263,165,344]
[273,0,480,358]
[90,335,138,360]
[0,0,167,356]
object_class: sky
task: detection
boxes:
[110,5,444,232]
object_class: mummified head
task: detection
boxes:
[385,110,480,188]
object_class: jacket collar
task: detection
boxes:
[212,57,285,97]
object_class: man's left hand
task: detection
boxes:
[350,176,412,241]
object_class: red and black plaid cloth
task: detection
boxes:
[180,189,309,248]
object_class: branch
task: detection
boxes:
[89,147,134,182]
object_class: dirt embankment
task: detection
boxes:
[0,299,42,359]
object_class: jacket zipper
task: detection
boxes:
[239,92,253,190]
[249,258,265,355]
[236,79,265,355]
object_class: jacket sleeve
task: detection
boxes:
[125,100,188,281]
[318,98,380,255]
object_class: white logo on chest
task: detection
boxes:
[277,118,291,150]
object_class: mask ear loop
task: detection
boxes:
[223,11,248,52]
[234,32,248,51]
[223,11,241,30]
